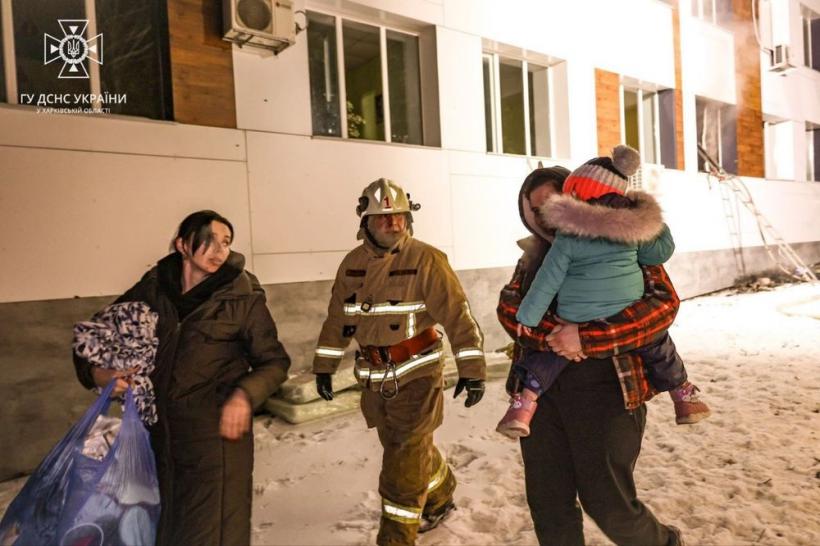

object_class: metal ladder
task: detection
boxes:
[697,144,818,283]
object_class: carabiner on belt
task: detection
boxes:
[379,361,399,400]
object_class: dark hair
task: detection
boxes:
[175,210,234,255]
[522,166,570,199]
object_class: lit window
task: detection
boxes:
[306,11,430,146]
[483,53,555,157]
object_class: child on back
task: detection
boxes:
[497,145,710,439]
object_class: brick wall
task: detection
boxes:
[167,0,237,128]
[732,0,765,177]
[595,68,621,156]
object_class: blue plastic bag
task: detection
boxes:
[0,383,160,546]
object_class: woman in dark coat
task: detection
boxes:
[74,210,291,546]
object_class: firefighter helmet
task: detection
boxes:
[356,178,421,218]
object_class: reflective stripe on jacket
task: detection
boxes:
[313,234,486,388]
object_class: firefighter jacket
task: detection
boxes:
[313,233,486,390]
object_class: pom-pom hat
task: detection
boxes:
[563,145,641,201]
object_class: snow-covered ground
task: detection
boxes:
[3,282,820,545]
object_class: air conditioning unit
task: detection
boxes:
[629,164,665,193]
[769,44,794,73]
[223,0,295,53]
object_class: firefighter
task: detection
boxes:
[313,178,486,545]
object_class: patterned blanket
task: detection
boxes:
[73,301,159,425]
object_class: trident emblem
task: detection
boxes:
[44,20,103,79]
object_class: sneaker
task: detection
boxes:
[666,525,685,546]
[670,382,711,425]
[418,501,456,534]
[496,394,538,439]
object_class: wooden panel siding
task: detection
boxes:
[168,0,237,128]
[672,6,685,170]
[732,0,765,177]
[595,68,622,156]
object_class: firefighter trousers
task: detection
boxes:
[361,372,457,546]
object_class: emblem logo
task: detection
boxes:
[44,20,103,79]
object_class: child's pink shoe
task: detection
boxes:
[670,382,711,425]
[496,394,538,439]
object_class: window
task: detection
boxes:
[696,97,737,174]
[620,85,678,169]
[2,0,172,119]
[483,53,554,157]
[691,0,732,25]
[808,123,820,182]
[386,31,422,145]
[803,8,820,71]
[342,20,383,141]
[306,11,431,146]
[13,0,90,101]
[95,0,173,119]
[307,12,340,137]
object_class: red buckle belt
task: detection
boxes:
[361,327,439,366]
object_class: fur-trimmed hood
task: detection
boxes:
[539,191,665,244]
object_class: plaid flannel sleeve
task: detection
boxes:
[497,263,679,358]
[497,260,562,353]
[578,265,680,357]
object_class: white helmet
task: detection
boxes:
[356,178,421,218]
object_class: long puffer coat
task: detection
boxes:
[74,251,290,546]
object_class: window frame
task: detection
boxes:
[2,0,102,107]
[807,123,817,182]
[803,7,819,70]
[695,96,737,174]
[307,9,423,145]
[619,85,662,166]
[0,0,171,118]
[482,51,555,158]
[1,0,17,104]
[691,0,732,26]
[699,101,723,170]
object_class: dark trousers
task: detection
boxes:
[520,357,672,546]
[637,332,687,392]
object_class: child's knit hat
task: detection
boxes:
[563,145,641,201]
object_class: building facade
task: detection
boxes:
[1,0,819,478]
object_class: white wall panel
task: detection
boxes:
[443,0,674,88]
[0,106,246,161]
[655,170,820,254]
[436,27,485,152]
[682,17,737,104]
[449,174,528,271]
[310,0,443,27]
[0,146,250,302]
[232,35,312,135]
[761,58,820,125]
[245,132,452,257]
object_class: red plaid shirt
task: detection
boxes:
[497,261,680,409]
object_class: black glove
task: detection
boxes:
[453,378,485,408]
[315,373,334,401]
